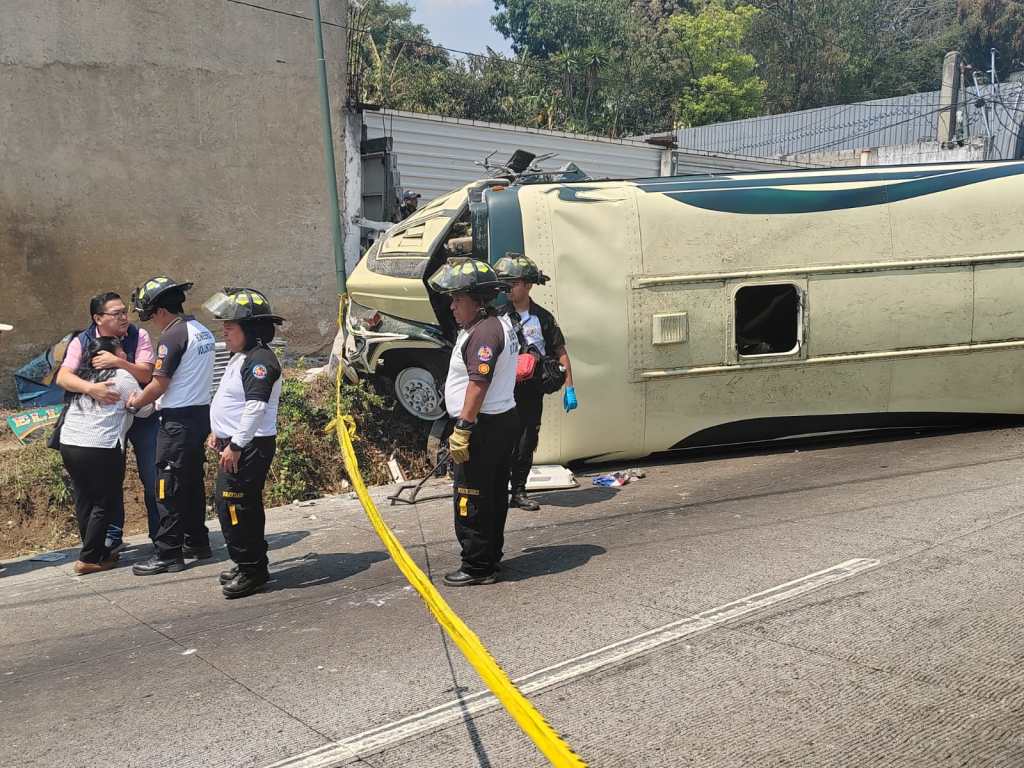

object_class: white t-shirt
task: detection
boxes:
[445,315,518,418]
[60,370,154,449]
[153,316,216,409]
[516,310,546,355]
[210,348,283,440]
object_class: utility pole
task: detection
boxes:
[937,51,962,147]
[312,0,346,296]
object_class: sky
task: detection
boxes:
[405,0,514,57]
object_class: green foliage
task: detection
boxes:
[669,2,765,126]
[957,0,1024,77]
[267,375,432,507]
[351,0,1014,140]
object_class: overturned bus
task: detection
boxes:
[344,159,1024,465]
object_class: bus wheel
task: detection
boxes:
[394,365,445,421]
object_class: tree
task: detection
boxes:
[668,1,765,126]
[957,0,1024,76]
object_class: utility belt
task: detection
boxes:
[212,435,276,452]
[450,408,517,428]
[159,404,210,418]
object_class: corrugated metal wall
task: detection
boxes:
[364,110,663,203]
[673,84,1024,161]
[363,110,805,204]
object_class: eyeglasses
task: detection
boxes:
[99,310,129,319]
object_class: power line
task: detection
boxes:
[224,0,567,78]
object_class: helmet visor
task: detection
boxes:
[202,292,236,319]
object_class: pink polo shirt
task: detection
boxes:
[62,327,156,374]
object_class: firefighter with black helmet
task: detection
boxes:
[427,258,520,586]
[129,277,217,576]
[493,253,577,512]
[204,288,284,599]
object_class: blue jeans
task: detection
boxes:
[106,414,160,544]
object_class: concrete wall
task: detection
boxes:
[0,0,347,403]
[783,140,988,168]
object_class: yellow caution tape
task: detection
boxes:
[329,295,586,768]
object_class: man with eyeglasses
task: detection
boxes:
[57,291,158,554]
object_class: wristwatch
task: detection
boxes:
[455,419,476,431]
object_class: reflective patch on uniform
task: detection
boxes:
[159,479,165,500]
[155,359,163,370]
[458,497,469,517]
[252,364,268,380]
[477,363,490,375]
[158,345,168,358]
[477,345,493,362]
[455,487,480,496]
[221,490,244,499]
[229,504,239,525]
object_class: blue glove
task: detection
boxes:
[563,386,578,413]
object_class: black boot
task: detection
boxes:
[443,569,497,586]
[132,556,186,576]
[222,571,269,599]
[511,489,540,511]
[182,544,213,560]
[219,565,240,585]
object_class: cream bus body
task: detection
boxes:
[345,161,1024,464]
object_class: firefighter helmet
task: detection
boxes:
[131,277,194,321]
[493,253,549,285]
[427,258,508,298]
[202,288,284,324]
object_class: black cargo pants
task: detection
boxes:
[215,436,276,577]
[452,408,519,577]
[510,381,544,493]
[153,406,211,560]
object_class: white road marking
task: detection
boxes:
[265,558,880,768]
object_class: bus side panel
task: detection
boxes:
[524,185,647,464]
[889,165,1024,260]
[888,350,1024,415]
[645,361,892,453]
[634,178,894,276]
[974,262,1024,342]
[808,268,973,355]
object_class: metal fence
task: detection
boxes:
[363,110,806,204]
[672,84,1024,162]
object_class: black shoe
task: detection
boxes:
[219,565,240,585]
[132,556,186,576]
[222,571,269,599]
[182,544,213,560]
[511,491,540,511]
[443,569,497,586]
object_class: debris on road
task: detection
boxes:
[592,469,645,487]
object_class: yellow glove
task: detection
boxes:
[449,425,473,464]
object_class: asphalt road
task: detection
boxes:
[3,427,1024,767]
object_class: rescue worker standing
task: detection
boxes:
[494,254,577,511]
[427,258,520,586]
[129,277,216,575]
[204,288,284,599]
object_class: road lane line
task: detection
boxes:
[266,557,879,768]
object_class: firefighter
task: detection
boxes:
[427,258,520,586]
[493,253,577,512]
[129,277,217,575]
[203,288,284,599]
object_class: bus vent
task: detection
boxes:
[652,313,688,345]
